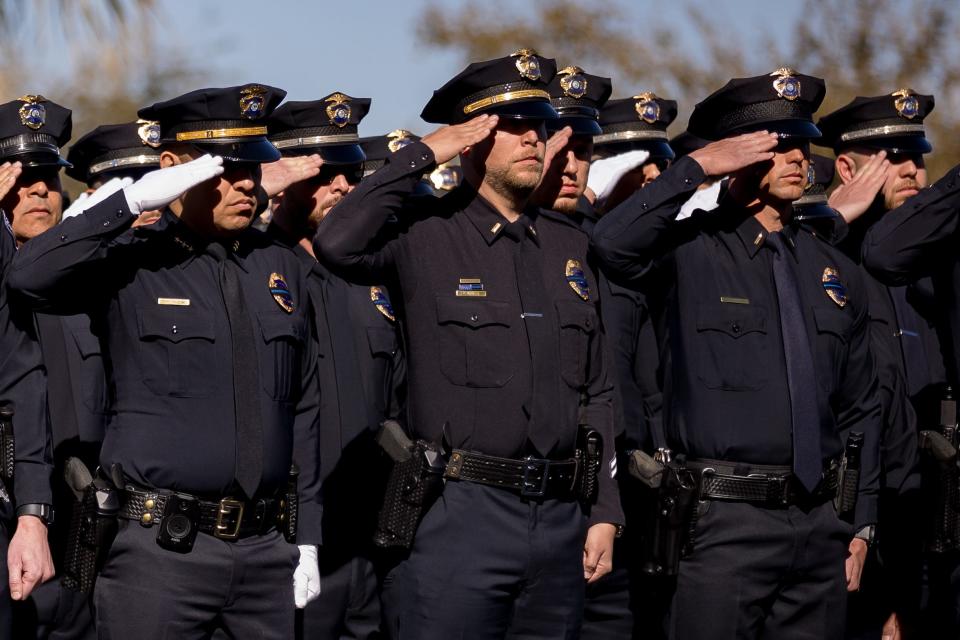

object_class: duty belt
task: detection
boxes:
[688,459,840,507]
[444,449,579,499]
[119,487,284,540]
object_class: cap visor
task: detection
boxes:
[6,150,70,168]
[317,144,366,165]
[856,135,932,155]
[793,202,839,220]
[485,100,558,121]
[549,116,602,136]
[738,119,821,139]
[594,140,675,161]
[193,138,280,163]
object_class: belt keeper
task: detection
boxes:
[445,451,464,479]
[140,494,158,527]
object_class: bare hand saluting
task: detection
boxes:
[422,114,499,166]
[0,161,23,202]
[261,154,323,198]
[689,131,779,177]
[537,126,573,188]
[828,150,889,223]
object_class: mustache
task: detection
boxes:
[894,179,920,192]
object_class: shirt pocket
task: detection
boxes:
[556,299,599,389]
[68,327,108,414]
[812,306,852,393]
[695,302,769,391]
[257,312,305,402]
[137,307,217,398]
[436,296,514,388]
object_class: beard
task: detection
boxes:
[485,160,543,202]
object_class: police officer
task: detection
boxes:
[360,129,462,195]
[858,103,960,640]
[316,49,623,639]
[816,93,942,639]
[0,95,62,637]
[268,94,404,639]
[592,68,882,640]
[588,92,678,212]
[8,84,323,640]
[532,65,664,640]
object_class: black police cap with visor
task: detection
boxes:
[544,66,612,136]
[268,93,371,166]
[815,89,934,156]
[420,49,559,124]
[138,83,286,164]
[66,121,162,186]
[0,95,72,168]
[595,93,678,161]
[687,68,826,141]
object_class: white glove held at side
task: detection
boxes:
[122,154,224,215]
[586,149,651,206]
[62,177,134,220]
[293,544,320,609]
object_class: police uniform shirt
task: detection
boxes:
[8,193,323,542]
[315,141,623,526]
[861,164,960,387]
[591,156,882,527]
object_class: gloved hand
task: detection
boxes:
[293,544,320,609]
[586,149,651,206]
[62,177,134,220]
[676,178,725,221]
[123,154,224,215]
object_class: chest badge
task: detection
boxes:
[370,286,396,322]
[565,259,590,301]
[269,272,295,313]
[821,267,847,308]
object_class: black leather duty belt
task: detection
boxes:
[443,449,579,499]
[687,459,840,507]
[119,487,284,540]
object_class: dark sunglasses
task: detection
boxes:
[317,163,364,186]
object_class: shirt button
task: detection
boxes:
[116,211,124,218]
[171,325,178,335]
[684,178,692,185]
[470,314,479,323]
[731,323,741,335]
[409,161,417,168]
[59,234,67,242]
[641,203,648,209]
[421,153,430,161]
[102,220,110,227]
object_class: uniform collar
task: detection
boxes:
[141,210,254,272]
[459,188,540,246]
[731,211,798,260]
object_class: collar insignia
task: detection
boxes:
[240,85,268,120]
[558,66,588,99]
[325,93,352,128]
[370,286,395,321]
[634,92,661,124]
[770,68,801,101]
[512,48,542,81]
[822,267,847,307]
[269,272,295,313]
[387,129,415,153]
[566,259,590,301]
[18,95,46,130]
[892,88,919,120]
[137,119,162,148]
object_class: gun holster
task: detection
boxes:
[62,467,120,593]
[373,421,445,550]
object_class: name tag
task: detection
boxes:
[157,297,190,306]
[720,296,750,305]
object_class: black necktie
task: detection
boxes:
[207,243,262,498]
[768,231,821,492]
[504,217,561,456]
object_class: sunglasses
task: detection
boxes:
[317,163,364,186]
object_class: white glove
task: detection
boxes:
[586,149,651,206]
[122,154,224,215]
[63,177,134,220]
[676,178,725,221]
[293,544,320,609]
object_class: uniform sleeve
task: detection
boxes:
[292,285,323,545]
[314,142,436,282]
[7,190,135,311]
[590,156,708,287]
[862,164,960,283]
[836,270,883,529]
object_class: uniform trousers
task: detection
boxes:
[669,499,851,640]
[94,521,299,640]
[380,480,587,640]
[297,553,382,639]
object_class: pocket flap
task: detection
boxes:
[69,328,102,358]
[696,302,767,338]
[138,307,216,344]
[436,296,512,328]
[367,326,397,356]
[813,306,852,341]
[555,300,597,332]
[258,312,304,343]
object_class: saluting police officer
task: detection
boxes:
[267,93,405,639]
[8,84,324,640]
[360,130,462,196]
[592,68,882,640]
[316,49,623,639]
[0,95,63,637]
[816,93,942,639]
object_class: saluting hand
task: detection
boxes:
[829,150,889,223]
[583,522,617,584]
[260,154,323,199]
[124,154,224,215]
[422,114,499,166]
[0,161,22,203]
[688,131,778,177]
[537,126,573,188]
